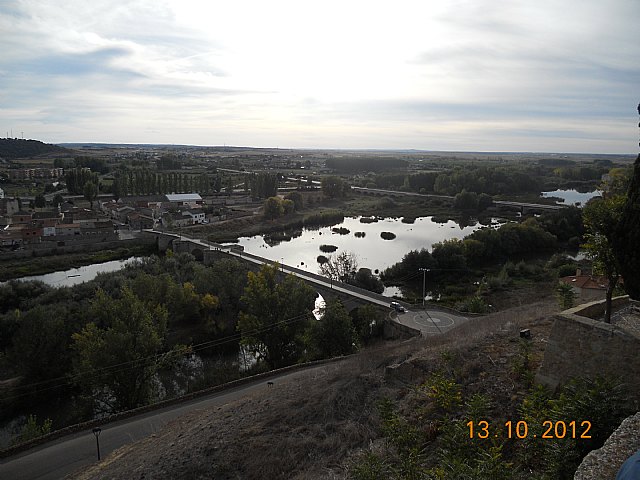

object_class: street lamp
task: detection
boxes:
[419,268,430,308]
[92,427,102,460]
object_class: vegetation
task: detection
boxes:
[237,264,317,369]
[613,152,640,299]
[0,138,68,158]
[582,196,625,322]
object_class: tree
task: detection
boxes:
[612,104,640,300]
[284,191,304,210]
[306,299,358,359]
[453,190,479,211]
[582,196,625,322]
[83,181,98,209]
[263,196,284,219]
[319,251,359,284]
[10,305,71,382]
[353,268,384,293]
[34,193,46,209]
[72,287,176,412]
[237,264,316,368]
[51,193,64,208]
[321,176,348,198]
[555,282,576,310]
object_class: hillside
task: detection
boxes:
[0,138,69,159]
[71,301,581,480]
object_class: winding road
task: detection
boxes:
[0,367,325,480]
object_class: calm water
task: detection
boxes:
[8,257,141,287]
[541,189,600,206]
[229,216,502,274]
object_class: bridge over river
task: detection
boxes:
[144,230,469,336]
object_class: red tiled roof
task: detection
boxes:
[560,275,610,290]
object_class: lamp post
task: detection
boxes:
[419,268,430,308]
[92,427,102,460]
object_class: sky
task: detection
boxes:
[0,0,638,153]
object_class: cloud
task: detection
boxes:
[0,0,637,152]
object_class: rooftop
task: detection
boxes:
[165,193,202,202]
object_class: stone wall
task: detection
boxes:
[536,297,640,403]
[383,318,421,340]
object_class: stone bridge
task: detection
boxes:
[143,230,391,313]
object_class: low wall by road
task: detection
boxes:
[383,317,421,340]
[536,297,640,403]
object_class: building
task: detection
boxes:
[559,269,615,302]
[165,193,203,207]
[162,211,192,228]
[185,210,206,224]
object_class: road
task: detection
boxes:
[0,367,323,480]
[395,308,468,336]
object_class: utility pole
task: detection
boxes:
[419,268,430,308]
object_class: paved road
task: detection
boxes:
[394,308,468,336]
[0,367,325,480]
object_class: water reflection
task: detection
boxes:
[541,189,600,206]
[229,216,500,274]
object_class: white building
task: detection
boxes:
[185,210,206,224]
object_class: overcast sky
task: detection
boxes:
[0,0,638,153]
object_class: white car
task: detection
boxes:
[390,301,406,313]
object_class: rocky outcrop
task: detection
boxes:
[575,412,640,480]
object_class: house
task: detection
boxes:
[21,222,43,244]
[10,211,32,224]
[127,212,155,230]
[559,268,618,302]
[55,223,81,236]
[185,210,206,224]
[161,211,192,228]
[0,198,20,216]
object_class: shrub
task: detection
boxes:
[354,231,366,238]
[319,244,338,253]
[380,232,396,240]
[317,255,328,264]
[332,227,350,235]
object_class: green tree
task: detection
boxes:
[321,176,347,198]
[307,299,358,359]
[263,196,284,219]
[83,181,98,209]
[612,108,640,300]
[284,191,304,210]
[582,196,625,322]
[237,264,316,368]
[555,282,576,310]
[453,189,479,211]
[72,287,175,412]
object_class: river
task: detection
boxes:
[541,189,600,206]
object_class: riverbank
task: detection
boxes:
[0,244,157,281]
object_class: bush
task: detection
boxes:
[354,231,366,238]
[317,255,328,264]
[332,227,350,235]
[401,217,416,224]
[380,232,396,240]
[319,244,338,253]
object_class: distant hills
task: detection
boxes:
[0,138,70,159]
